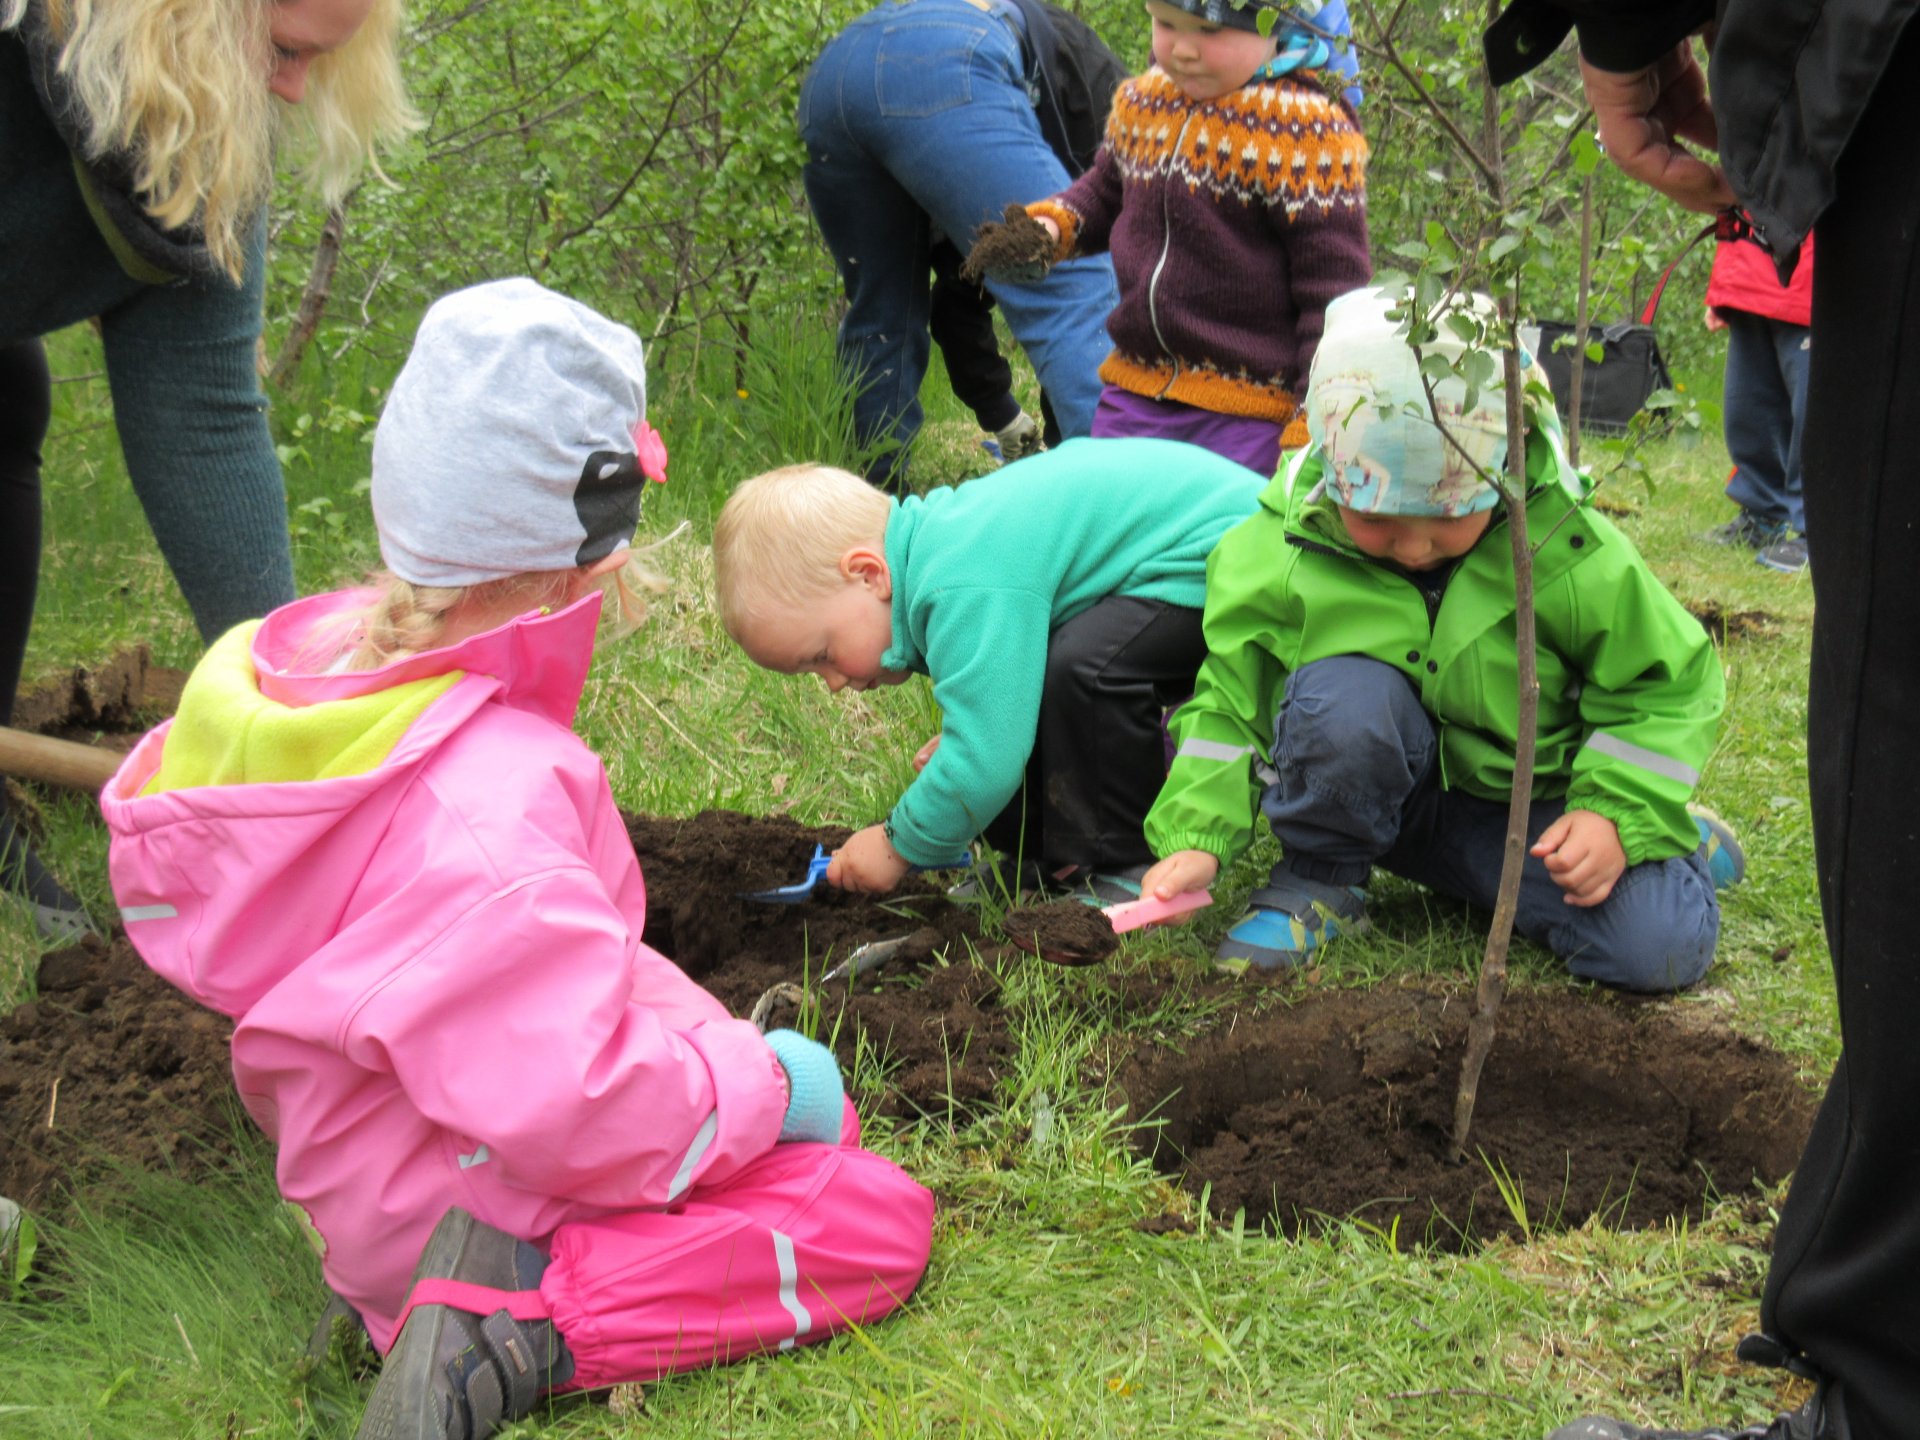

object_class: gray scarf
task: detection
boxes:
[16,0,229,285]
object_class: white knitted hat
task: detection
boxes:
[372,278,663,587]
[1304,285,1548,516]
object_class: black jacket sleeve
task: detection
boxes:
[1485,0,1717,83]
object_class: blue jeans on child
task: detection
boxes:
[1722,308,1810,534]
[798,0,1117,485]
[1258,656,1720,992]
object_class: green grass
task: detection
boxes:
[0,318,1830,1438]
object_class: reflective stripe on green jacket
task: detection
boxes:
[1145,426,1724,868]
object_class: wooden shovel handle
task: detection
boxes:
[0,724,125,792]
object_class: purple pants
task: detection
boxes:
[1090,385,1285,478]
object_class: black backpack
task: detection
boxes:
[1008,0,1131,177]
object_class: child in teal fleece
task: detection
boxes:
[713,438,1265,898]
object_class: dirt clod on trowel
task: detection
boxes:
[1001,900,1118,966]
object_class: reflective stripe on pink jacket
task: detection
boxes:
[101,589,790,1350]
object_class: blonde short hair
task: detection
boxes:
[9,0,417,284]
[335,551,664,672]
[711,464,891,642]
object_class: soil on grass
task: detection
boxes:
[0,806,1818,1251]
[0,935,241,1213]
[1118,982,1817,1248]
[11,644,187,748]
[1686,602,1782,644]
[626,810,1016,1118]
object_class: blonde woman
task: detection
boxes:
[0,0,413,937]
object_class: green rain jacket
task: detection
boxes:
[1145,428,1724,869]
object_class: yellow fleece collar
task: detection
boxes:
[142,622,463,796]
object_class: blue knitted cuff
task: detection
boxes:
[763,1029,845,1145]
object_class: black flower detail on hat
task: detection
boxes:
[574,450,643,565]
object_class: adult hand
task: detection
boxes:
[1140,849,1221,901]
[913,734,941,772]
[1530,809,1628,907]
[1579,47,1736,213]
[1704,303,1728,333]
[826,823,912,895]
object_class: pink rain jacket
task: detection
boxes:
[101,591,794,1351]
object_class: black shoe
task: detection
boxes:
[1545,1393,1826,1439]
[1703,511,1788,549]
[356,1208,573,1440]
[0,806,94,942]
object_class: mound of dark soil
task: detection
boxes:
[1118,984,1817,1248]
[0,812,1017,1214]
[0,804,1820,1250]
[12,644,187,746]
[627,810,1016,1119]
[0,935,239,1211]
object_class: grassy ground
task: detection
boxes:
[0,320,1828,1439]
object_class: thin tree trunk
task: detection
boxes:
[1450,2,1544,1161]
[1450,301,1539,1160]
[267,203,349,390]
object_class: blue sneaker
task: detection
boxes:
[1214,873,1369,973]
[1688,804,1746,890]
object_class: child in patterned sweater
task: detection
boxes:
[970,0,1371,477]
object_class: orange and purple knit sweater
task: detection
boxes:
[1028,68,1370,439]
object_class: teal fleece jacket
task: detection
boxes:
[1146,428,1725,868]
[880,437,1265,864]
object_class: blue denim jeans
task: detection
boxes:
[1721,308,1810,534]
[1259,656,1720,992]
[798,0,1117,484]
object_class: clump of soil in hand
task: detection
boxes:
[1001,900,1118,966]
[961,203,1056,282]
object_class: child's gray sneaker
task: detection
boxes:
[1755,534,1810,573]
[1703,510,1787,549]
[1214,873,1369,973]
[356,1207,573,1440]
[1073,865,1149,907]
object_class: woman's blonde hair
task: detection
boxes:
[711,464,892,642]
[336,549,667,672]
[7,0,418,283]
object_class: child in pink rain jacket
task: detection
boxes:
[99,279,934,1440]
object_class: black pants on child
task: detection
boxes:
[983,596,1205,877]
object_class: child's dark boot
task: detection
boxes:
[356,1207,574,1440]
